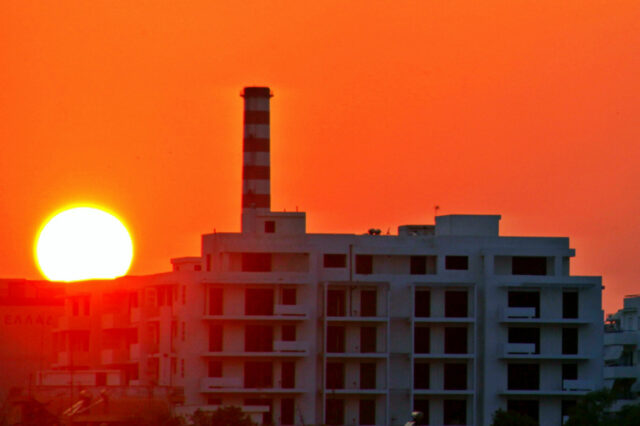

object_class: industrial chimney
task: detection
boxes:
[241,87,272,231]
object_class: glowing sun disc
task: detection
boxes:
[35,207,133,281]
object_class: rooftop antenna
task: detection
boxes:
[434,205,440,219]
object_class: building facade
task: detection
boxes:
[17,87,604,425]
[604,295,640,410]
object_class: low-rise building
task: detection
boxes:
[604,295,640,411]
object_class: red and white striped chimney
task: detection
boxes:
[241,87,272,229]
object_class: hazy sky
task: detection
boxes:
[1,1,638,314]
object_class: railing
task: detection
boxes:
[56,351,90,366]
[504,343,537,355]
[56,316,91,330]
[273,341,309,352]
[200,377,243,391]
[604,365,638,379]
[604,331,640,346]
[101,348,130,365]
[503,307,537,319]
[274,304,307,316]
[562,380,594,391]
[101,312,131,329]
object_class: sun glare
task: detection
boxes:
[35,206,133,282]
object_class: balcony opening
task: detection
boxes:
[327,289,346,316]
[264,220,275,233]
[241,252,272,272]
[508,327,540,354]
[508,291,540,318]
[563,291,579,319]
[562,400,577,423]
[208,361,222,377]
[245,325,273,352]
[413,399,429,425]
[562,328,578,354]
[443,400,466,425]
[562,363,578,381]
[444,363,467,390]
[360,326,377,353]
[244,362,273,388]
[281,288,296,305]
[360,290,377,317]
[69,331,90,352]
[325,399,344,426]
[512,256,547,275]
[360,362,376,389]
[413,362,430,389]
[208,324,222,352]
[414,327,430,354]
[327,326,345,353]
[326,362,345,389]
[613,378,636,398]
[96,372,106,387]
[282,325,296,342]
[207,397,222,405]
[208,288,223,315]
[156,286,174,307]
[245,288,274,315]
[508,364,539,390]
[324,254,347,268]
[445,256,469,270]
[410,255,436,275]
[244,398,272,424]
[415,290,431,317]
[281,361,295,388]
[445,291,468,317]
[444,327,468,354]
[356,255,373,275]
[359,399,376,425]
[507,400,539,423]
[281,398,295,425]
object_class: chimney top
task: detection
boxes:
[242,87,272,98]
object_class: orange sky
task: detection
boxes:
[1,1,638,315]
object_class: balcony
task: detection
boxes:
[200,377,242,392]
[130,308,141,323]
[273,341,309,353]
[604,331,640,346]
[203,313,308,321]
[55,351,90,367]
[129,343,141,361]
[504,307,536,319]
[200,378,303,394]
[56,316,91,331]
[101,312,131,329]
[204,350,308,358]
[207,271,310,285]
[274,304,306,316]
[604,365,639,380]
[499,308,590,325]
[562,380,594,392]
[101,348,130,365]
[504,343,537,355]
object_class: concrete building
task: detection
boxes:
[11,87,603,425]
[604,295,640,410]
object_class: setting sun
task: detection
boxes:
[35,206,133,282]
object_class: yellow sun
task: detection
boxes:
[35,206,133,282]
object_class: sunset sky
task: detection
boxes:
[1,1,638,314]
